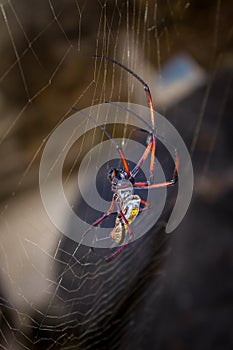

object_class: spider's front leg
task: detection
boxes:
[149,133,156,184]
[134,151,180,189]
[131,131,155,184]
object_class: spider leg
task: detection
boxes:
[134,151,180,189]
[140,199,151,208]
[134,179,175,189]
[94,56,157,183]
[92,194,117,227]
[118,149,130,178]
[149,134,156,184]
[131,136,153,178]
[105,203,133,262]
[139,199,151,213]
[129,129,156,185]
[72,107,131,178]
[87,195,118,256]
[144,86,156,184]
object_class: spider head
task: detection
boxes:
[108,168,135,189]
[108,168,126,183]
[108,168,134,192]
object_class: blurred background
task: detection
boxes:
[0,0,232,349]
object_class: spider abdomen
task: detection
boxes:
[111,195,141,245]
[123,195,141,225]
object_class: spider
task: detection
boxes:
[76,56,179,262]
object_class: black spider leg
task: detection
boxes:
[71,107,131,178]
[107,101,180,152]
[106,102,179,183]
[94,55,156,183]
[107,101,154,133]
[107,101,179,158]
[106,101,155,179]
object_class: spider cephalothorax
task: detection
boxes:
[108,168,127,182]
[108,168,135,186]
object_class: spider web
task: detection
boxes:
[0,0,232,349]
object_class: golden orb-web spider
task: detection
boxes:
[75,56,179,262]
